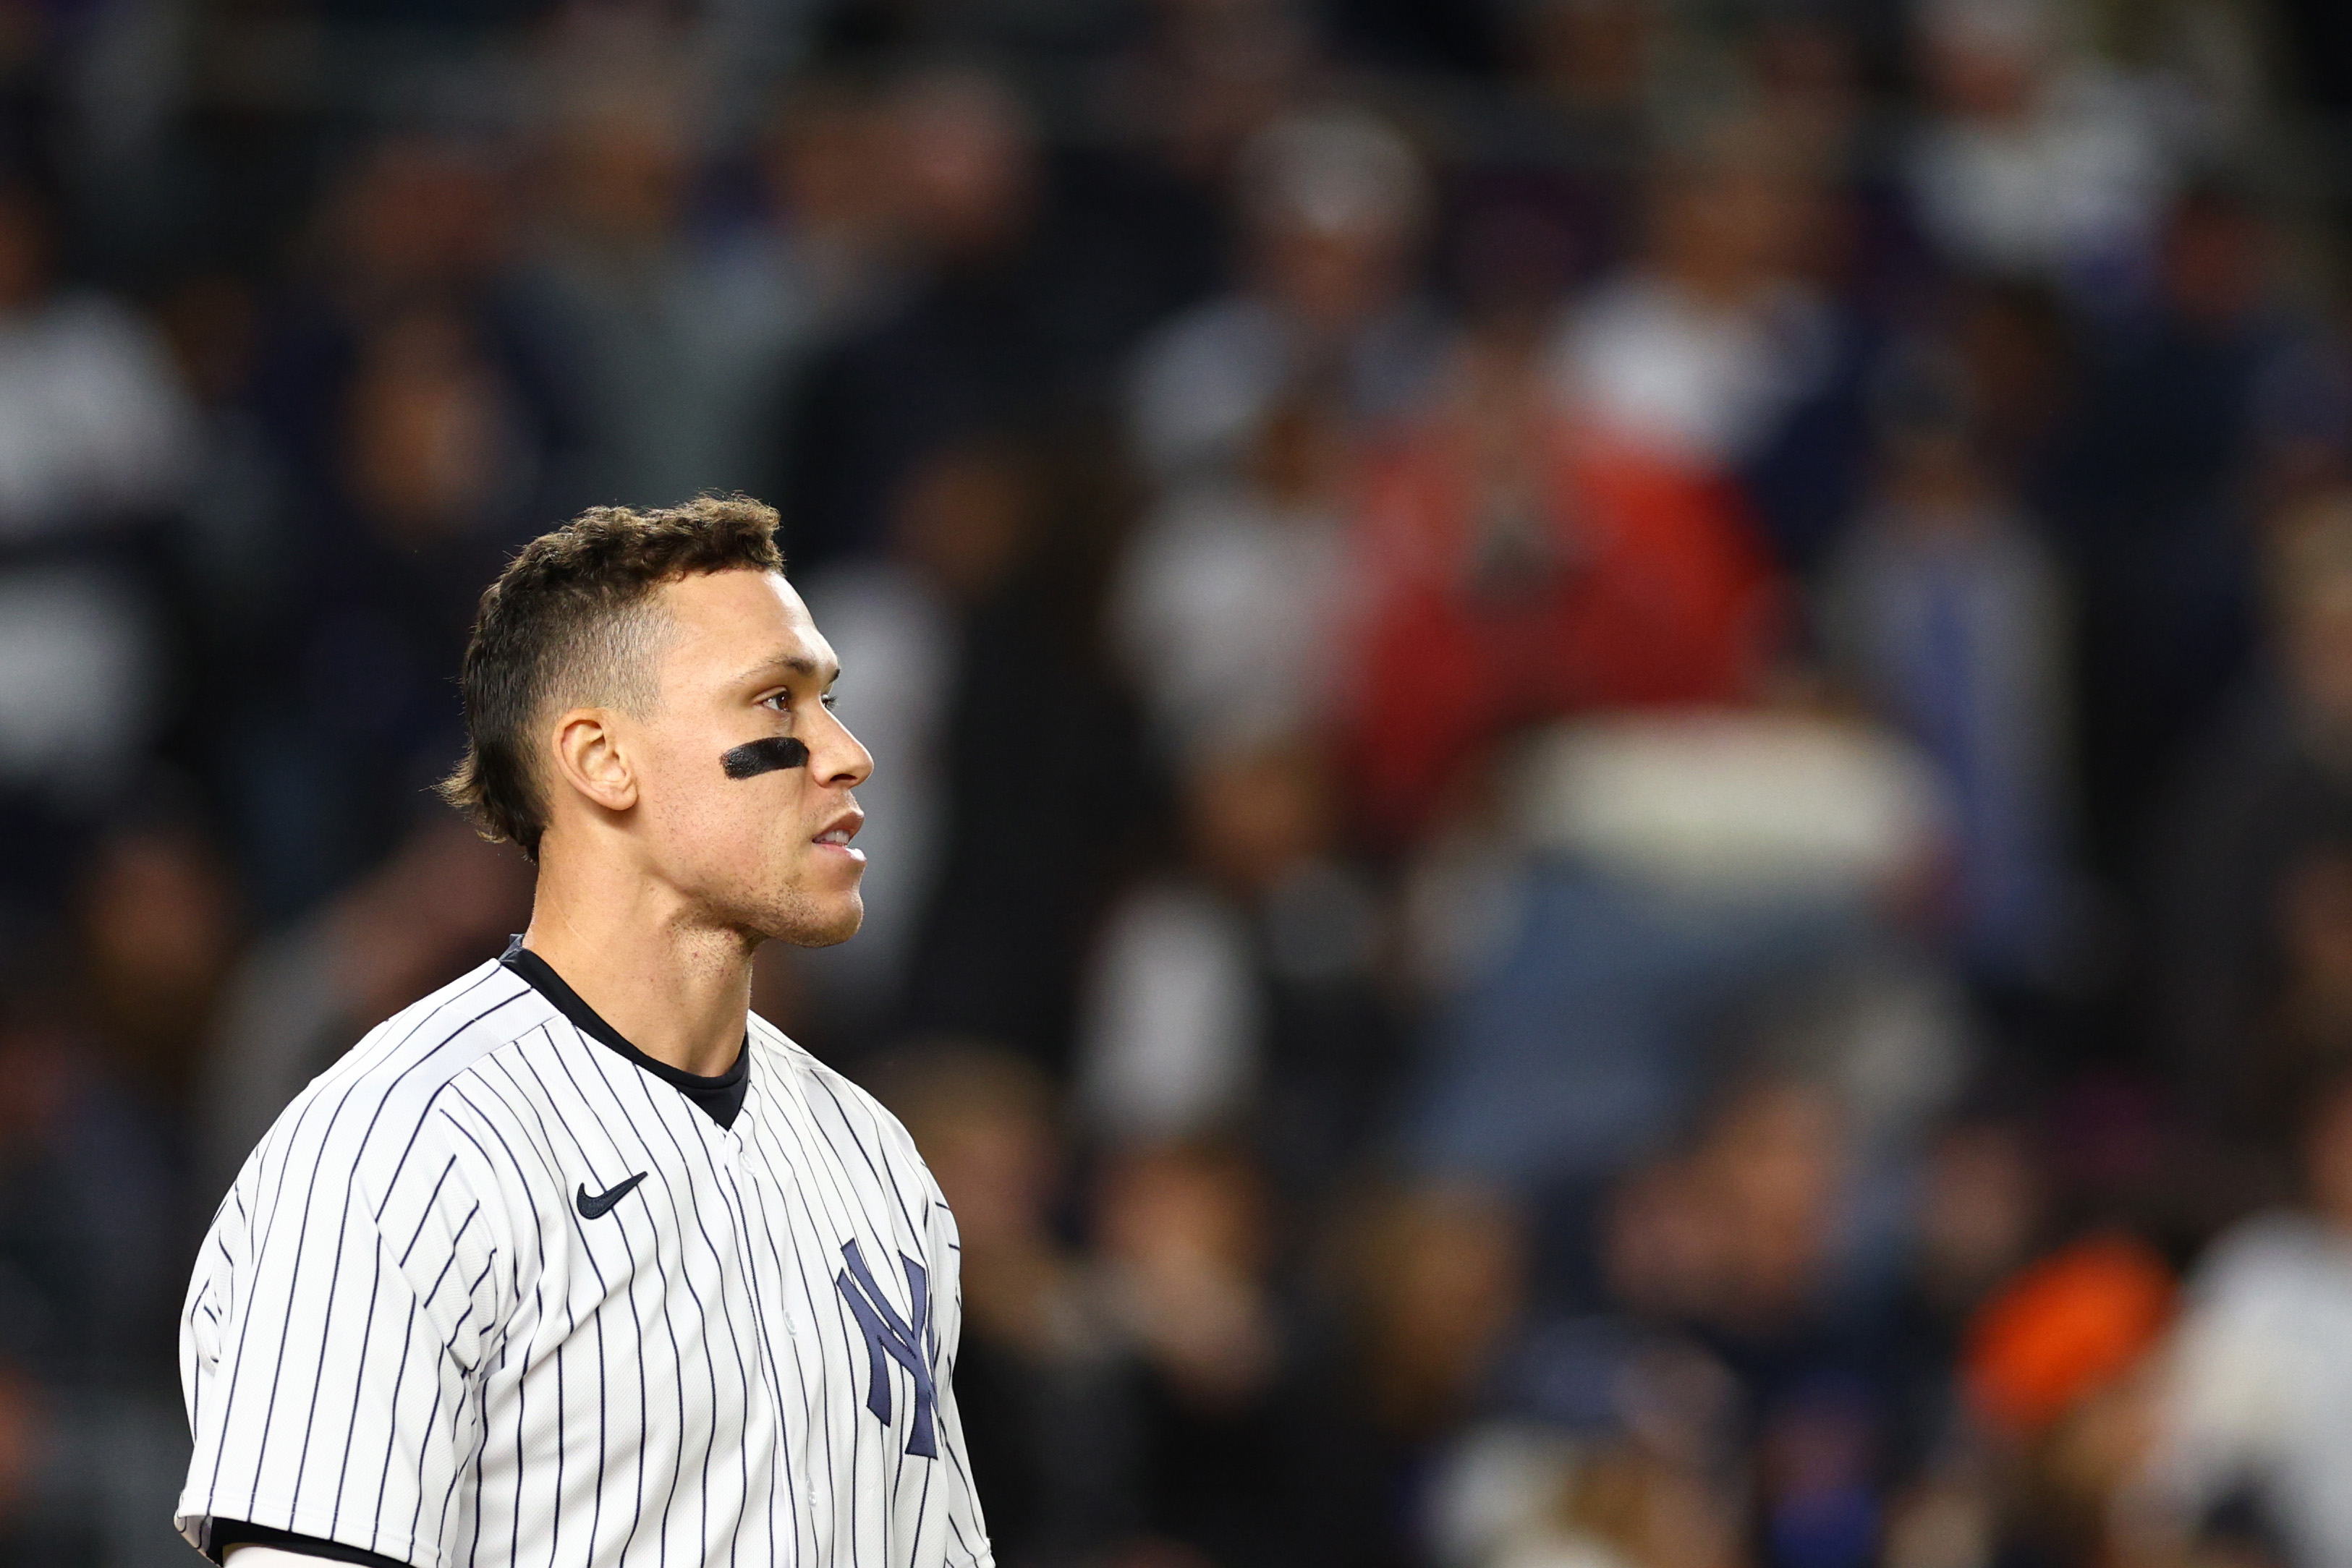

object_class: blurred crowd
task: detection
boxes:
[10,0,2352,1564]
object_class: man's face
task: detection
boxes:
[625,569,872,946]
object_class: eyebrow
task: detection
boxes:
[735,654,836,686]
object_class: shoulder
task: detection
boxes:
[241,962,556,1209]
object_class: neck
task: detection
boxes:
[521,836,755,1078]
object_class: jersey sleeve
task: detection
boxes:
[178,1101,513,1568]
[926,1189,995,1568]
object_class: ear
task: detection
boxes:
[548,707,639,816]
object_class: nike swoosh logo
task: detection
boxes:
[576,1172,648,1219]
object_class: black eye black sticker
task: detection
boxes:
[721,737,810,778]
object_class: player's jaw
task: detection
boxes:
[741,789,866,946]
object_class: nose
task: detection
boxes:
[812,707,874,791]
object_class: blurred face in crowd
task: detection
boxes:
[1608,1080,1848,1329]
[2306,1075,2352,1227]
[1138,0,1316,179]
[1517,0,1657,114]
[2270,504,2352,742]
[331,140,508,300]
[1356,1185,1526,1431]
[1098,1143,1269,1277]
[1917,1121,2040,1306]
[877,1045,1072,1352]
[1257,217,1410,333]
[889,72,1037,260]
[1650,150,1806,303]
[890,441,1035,605]
[77,825,240,1091]
[548,570,873,947]
[1917,0,2047,123]
[765,86,895,245]
[547,94,691,248]
[2162,193,2270,327]
[344,312,518,542]
[1184,742,1336,892]
[922,1091,1057,1256]
[1096,1144,1278,1406]
[0,185,51,312]
[2275,849,2352,1028]
[1707,1081,1846,1316]
[1249,393,1351,508]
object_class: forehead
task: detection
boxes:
[653,568,833,683]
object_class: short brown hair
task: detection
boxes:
[438,495,784,857]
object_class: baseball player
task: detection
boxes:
[174,496,990,1568]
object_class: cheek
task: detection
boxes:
[647,742,802,845]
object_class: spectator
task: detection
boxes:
[72,814,242,1110]
[247,134,585,520]
[1092,1141,1305,1568]
[1077,739,1398,1201]
[2153,491,2352,1140]
[1091,0,1323,192]
[1506,0,1667,155]
[1331,1184,1532,1568]
[2149,1052,2352,1568]
[2050,184,2308,877]
[1543,111,1859,567]
[815,430,1149,1070]
[1401,716,1958,1190]
[783,67,1124,569]
[1127,107,1447,488]
[696,76,912,495]
[0,176,193,843]
[1111,385,1357,765]
[517,26,733,506]
[237,304,557,910]
[1341,308,1784,843]
[1901,0,2181,297]
[795,435,1029,1040]
[1822,342,2075,982]
[1956,1231,2176,1568]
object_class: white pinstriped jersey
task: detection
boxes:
[176,955,991,1568]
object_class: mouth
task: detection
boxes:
[812,809,866,863]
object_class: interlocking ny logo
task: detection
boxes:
[834,1239,938,1459]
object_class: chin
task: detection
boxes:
[765,892,863,949]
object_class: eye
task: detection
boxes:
[822,692,839,712]
[760,691,789,713]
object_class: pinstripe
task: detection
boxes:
[500,1043,619,1561]
[326,1231,388,1535]
[399,1159,460,1266]
[743,1067,856,1561]
[617,1057,760,1562]
[543,1041,653,1567]
[369,1292,420,1557]
[611,1067,757,1568]
[545,1037,687,1568]
[714,1160,794,1568]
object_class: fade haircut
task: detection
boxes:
[439,495,784,858]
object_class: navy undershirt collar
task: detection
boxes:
[500,935,748,1130]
